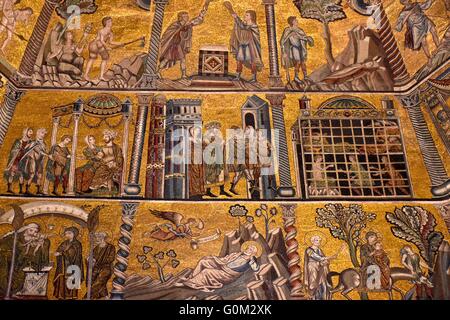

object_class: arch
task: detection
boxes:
[318,96,377,110]
[244,113,256,128]
[0,202,89,225]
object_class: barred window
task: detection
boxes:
[294,97,412,199]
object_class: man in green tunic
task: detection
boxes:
[46,135,72,196]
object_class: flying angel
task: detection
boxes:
[143,209,205,242]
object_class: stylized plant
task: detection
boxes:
[137,246,180,283]
[255,204,278,240]
[316,203,376,268]
[294,0,347,66]
[229,204,249,232]
[386,206,444,268]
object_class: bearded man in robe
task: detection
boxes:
[89,232,115,299]
[0,223,50,297]
[158,0,212,79]
[4,127,34,194]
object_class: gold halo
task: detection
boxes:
[241,240,262,258]
[304,230,327,246]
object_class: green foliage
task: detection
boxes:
[316,203,376,245]
[295,0,347,23]
[386,206,443,266]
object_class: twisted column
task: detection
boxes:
[399,91,450,197]
[262,0,283,88]
[124,95,152,196]
[145,95,166,198]
[281,204,304,298]
[18,0,64,79]
[372,2,409,85]
[138,0,169,88]
[111,202,139,300]
[266,94,295,197]
[0,83,26,145]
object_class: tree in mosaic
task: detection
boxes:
[385,205,444,268]
[294,0,347,66]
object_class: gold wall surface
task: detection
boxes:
[0,0,449,302]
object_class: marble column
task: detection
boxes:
[145,95,166,198]
[43,116,61,195]
[124,95,152,196]
[399,91,450,197]
[120,99,133,196]
[371,2,409,85]
[262,0,283,88]
[281,204,305,298]
[67,99,83,196]
[138,0,169,88]
[0,83,26,146]
[110,202,139,300]
[266,94,295,197]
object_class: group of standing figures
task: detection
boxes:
[158,0,314,84]
[0,223,115,300]
[184,123,275,200]
[4,127,124,196]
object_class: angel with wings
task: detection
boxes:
[144,210,205,242]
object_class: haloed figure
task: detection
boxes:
[89,232,115,300]
[304,235,333,300]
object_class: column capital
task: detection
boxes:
[120,202,139,216]
[154,0,169,5]
[137,94,154,106]
[153,94,167,106]
[262,0,276,5]
[398,90,421,109]
[52,116,61,124]
[5,82,26,101]
[280,204,297,218]
[266,93,286,106]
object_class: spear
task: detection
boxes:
[5,204,25,300]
